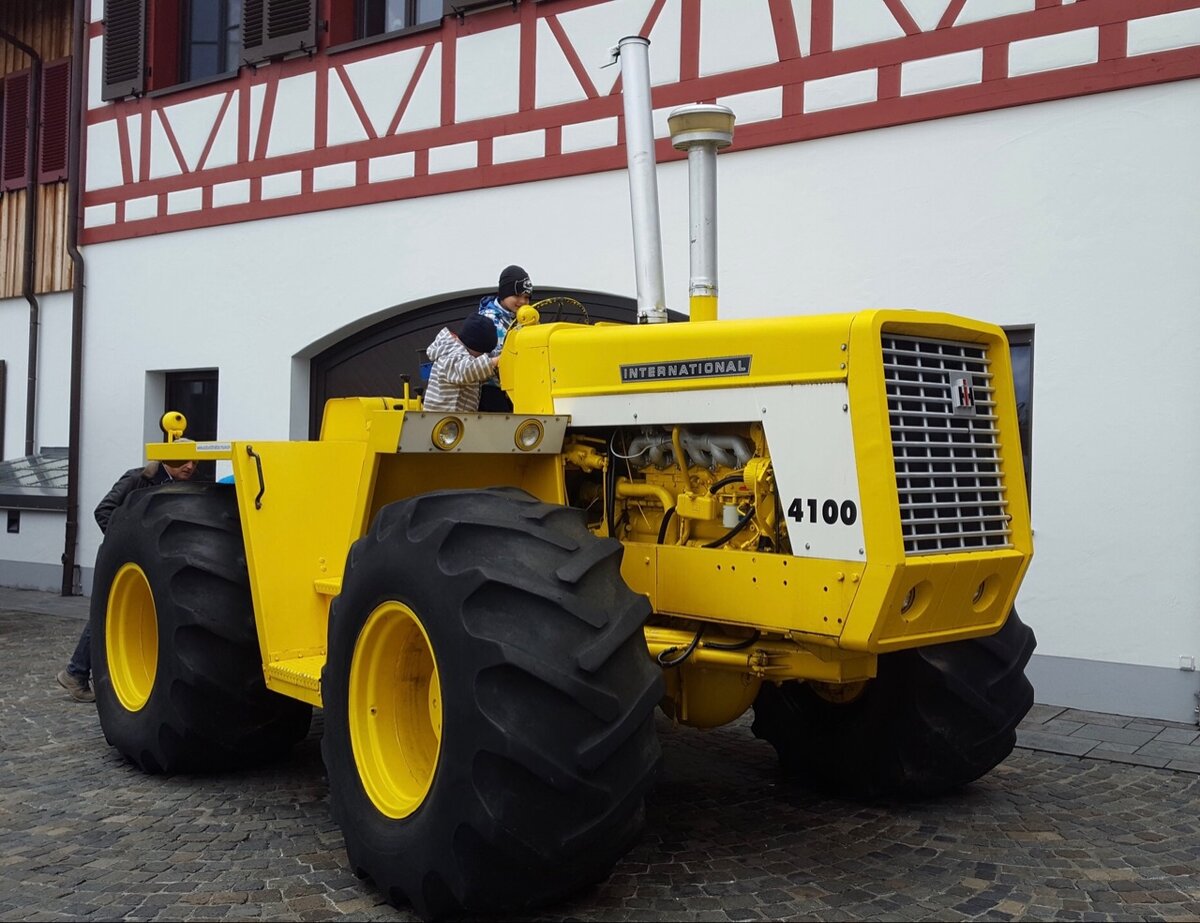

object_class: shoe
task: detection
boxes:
[57,669,95,703]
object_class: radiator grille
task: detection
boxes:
[882,334,1011,555]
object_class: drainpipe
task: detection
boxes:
[613,36,668,325]
[0,28,43,455]
[61,0,87,596]
[668,105,735,323]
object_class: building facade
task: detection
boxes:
[1,0,1198,721]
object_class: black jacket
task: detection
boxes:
[94,462,172,534]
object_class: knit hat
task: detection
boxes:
[459,313,498,354]
[498,264,532,301]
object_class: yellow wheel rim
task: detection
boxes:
[350,601,442,819]
[106,563,159,712]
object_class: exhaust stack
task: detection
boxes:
[614,36,668,325]
[668,105,735,323]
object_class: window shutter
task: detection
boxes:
[242,0,317,66]
[2,71,32,192]
[39,59,72,183]
[102,0,146,100]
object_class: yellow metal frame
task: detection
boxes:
[147,397,565,706]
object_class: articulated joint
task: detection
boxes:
[643,625,876,683]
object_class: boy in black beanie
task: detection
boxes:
[477,264,532,411]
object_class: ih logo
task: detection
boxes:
[952,375,977,415]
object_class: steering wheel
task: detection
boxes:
[529,297,591,325]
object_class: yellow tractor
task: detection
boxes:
[90,37,1034,921]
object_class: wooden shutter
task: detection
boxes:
[242,0,317,66]
[102,0,146,100]
[2,71,32,192]
[39,59,71,184]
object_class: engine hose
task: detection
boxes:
[656,507,675,545]
[704,630,761,651]
[708,471,744,494]
[605,436,618,536]
[702,505,756,548]
[656,625,705,667]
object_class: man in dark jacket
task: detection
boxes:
[56,455,197,702]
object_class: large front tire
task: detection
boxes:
[92,483,312,773]
[752,609,1036,798]
[321,488,663,920]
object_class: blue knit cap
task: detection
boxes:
[459,313,498,353]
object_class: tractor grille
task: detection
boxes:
[882,334,1011,555]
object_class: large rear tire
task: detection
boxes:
[92,483,313,773]
[321,488,663,920]
[752,609,1036,798]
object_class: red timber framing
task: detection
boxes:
[81,0,1200,244]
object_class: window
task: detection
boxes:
[165,371,219,481]
[102,0,315,100]
[328,0,442,46]
[1004,326,1034,504]
[358,0,442,38]
[181,0,243,83]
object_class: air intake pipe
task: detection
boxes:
[668,105,735,322]
[614,36,668,325]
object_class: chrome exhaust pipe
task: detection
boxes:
[614,36,668,325]
[668,105,735,323]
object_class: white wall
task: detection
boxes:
[35,293,74,448]
[62,79,1200,699]
[0,291,73,456]
[0,295,26,458]
[0,510,64,591]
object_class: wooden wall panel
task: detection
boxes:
[0,0,75,299]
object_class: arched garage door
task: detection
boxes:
[309,288,681,437]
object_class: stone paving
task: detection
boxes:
[1019,705,1200,773]
[2,590,1200,921]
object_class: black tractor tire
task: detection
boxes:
[752,609,1036,799]
[321,488,663,921]
[92,482,312,773]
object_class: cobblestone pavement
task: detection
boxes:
[3,599,1200,922]
[1018,704,1200,771]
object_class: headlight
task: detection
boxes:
[514,419,544,451]
[431,417,464,451]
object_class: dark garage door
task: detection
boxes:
[309,288,673,438]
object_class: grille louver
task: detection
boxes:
[39,60,71,182]
[2,71,31,191]
[882,334,1011,555]
[242,0,316,65]
[102,0,145,100]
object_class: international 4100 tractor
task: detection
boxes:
[90,37,1035,920]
